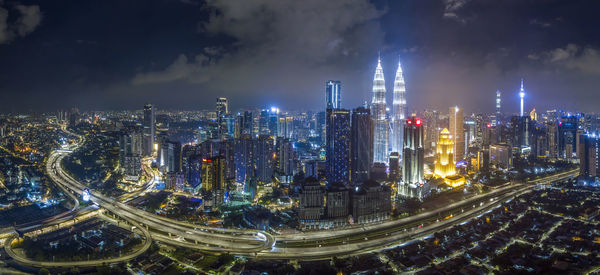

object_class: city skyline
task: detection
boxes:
[1,2,599,274]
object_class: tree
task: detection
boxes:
[38,268,50,275]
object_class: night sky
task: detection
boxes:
[1,0,599,114]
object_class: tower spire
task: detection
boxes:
[391,56,407,154]
[371,55,388,164]
[519,78,525,117]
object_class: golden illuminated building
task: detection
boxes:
[434,128,466,188]
[434,128,456,178]
[444,174,466,188]
[530,108,537,121]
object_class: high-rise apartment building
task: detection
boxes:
[142,104,155,156]
[449,107,464,162]
[326,108,351,184]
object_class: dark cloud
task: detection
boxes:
[132,0,385,110]
[1,0,600,114]
[0,1,42,44]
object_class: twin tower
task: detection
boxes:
[371,57,407,165]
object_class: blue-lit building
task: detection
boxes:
[326,80,341,109]
[234,135,255,183]
[326,108,351,184]
[256,135,275,183]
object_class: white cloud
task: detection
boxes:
[132,0,385,96]
[443,0,470,20]
[534,44,600,75]
[0,2,42,44]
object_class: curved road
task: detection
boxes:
[4,212,152,268]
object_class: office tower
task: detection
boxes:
[278,115,293,138]
[473,114,485,149]
[158,140,181,173]
[351,180,391,224]
[268,107,279,136]
[579,133,600,177]
[216,97,229,117]
[402,116,424,185]
[326,80,341,109]
[316,111,327,145]
[388,152,400,180]
[489,143,512,169]
[119,130,143,179]
[434,128,456,178]
[495,90,502,123]
[351,107,373,183]
[371,57,388,164]
[234,113,244,139]
[202,156,225,203]
[449,107,464,162]
[256,135,275,183]
[559,115,578,159]
[142,104,155,156]
[259,109,269,135]
[243,111,253,136]
[216,97,228,138]
[298,178,325,230]
[186,154,203,191]
[423,110,440,153]
[510,115,533,155]
[390,59,407,155]
[326,109,351,184]
[165,172,185,191]
[519,79,525,117]
[277,138,295,183]
[547,122,558,158]
[234,135,255,184]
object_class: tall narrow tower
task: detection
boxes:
[326,80,341,109]
[496,90,501,116]
[390,59,407,156]
[449,106,464,162]
[371,56,388,164]
[519,79,525,117]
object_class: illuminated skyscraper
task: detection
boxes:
[449,106,464,162]
[216,97,229,139]
[519,79,525,117]
[402,116,424,186]
[434,128,456,178]
[142,104,155,157]
[202,156,226,203]
[390,59,407,156]
[495,90,502,124]
[326,108,351,184]
[371,57,388,164]
[256,135,275,183]
[326,80,341,109]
